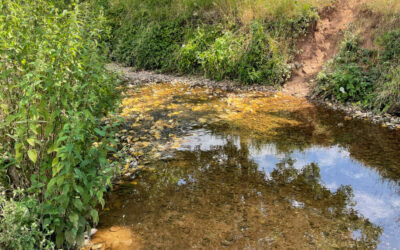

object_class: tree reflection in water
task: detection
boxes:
[100,139,382,249]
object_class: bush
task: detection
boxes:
[105,0,323,85]
[378,29,400,62]
[376,66,400,114]
[198,32,244,80]
[111,20,186,71]
[0,0,119,248]
[315,35,378,107]
[375,29,400,113]
[177,27,222,73]
[178,23,291,84]
[0,189,55,250]
[237,22,290,84]
[134,21,185,71]
[315,29,400,114]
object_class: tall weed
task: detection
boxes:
[0,0,119,248]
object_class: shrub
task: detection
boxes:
[315,35,378,106]
[376,66,400,114]
[0,189,55,250]
[316,29,400,114]
[375,29,400,113]
[0,0,119,248]
[177,27,222,73]
[378,29,400,62]
[133,21,185,71]
[112,21,186,70]
[198,31,244,80]
[237,22,290,84]
[105,0,323,85]
[178,22,293,84]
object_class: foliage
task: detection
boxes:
[315,4,400,114]
[197,32,244,80]
[314,33,398,111]
[133,21,185,70]
[237,22,291,84]
[177,27,222,73]
[103,0,327,84]
[0,189,55,250]
[375,29,400,113]
[0,0,120,248]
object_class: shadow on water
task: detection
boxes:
[93,83,400,249]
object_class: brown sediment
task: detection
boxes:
[85,226,142,250]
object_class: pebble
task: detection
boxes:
[109,226,121,232]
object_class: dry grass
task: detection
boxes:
[364,0,400,15]
[237,0,334,25]
[110,0,335,25]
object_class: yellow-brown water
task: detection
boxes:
[91,83,400,249]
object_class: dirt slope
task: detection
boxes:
[283,0,363,97]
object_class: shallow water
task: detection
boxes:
[94,83,400,249]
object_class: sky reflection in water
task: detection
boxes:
[180,130,400,249]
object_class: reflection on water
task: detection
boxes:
[95,83,400,249]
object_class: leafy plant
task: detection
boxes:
[316,30,400,114]
[0,189,55,250]
[198,31,244,80]
[237,22,290,85]
[0,0,120,248]
[135,21,185,70]
[104,0,322,85]
[177,27,221,73]
[315,35,378,107]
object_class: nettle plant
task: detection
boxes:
[0,0,119,248]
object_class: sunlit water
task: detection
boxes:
[92,83,400,249]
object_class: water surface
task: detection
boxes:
[93,83,400,249]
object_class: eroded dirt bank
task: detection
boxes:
[282,0,364,97]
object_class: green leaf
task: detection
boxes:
[90,209,99,224]
[27,137,36,146]
[73,199,84,211]
[69,213,79,228]
[46,178,58,196]
[47,144,58,154]
[28,149,37,163]
[56,232,65,248]
[65,230,76,245]
[15,143,23,162]
[94,128,106,136]
[52,157,59,167]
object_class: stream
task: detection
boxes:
[90,83,400,249]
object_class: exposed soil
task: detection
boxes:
[283,0,364,97]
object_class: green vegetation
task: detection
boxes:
[0,0,120,248]
[315,5,400,115]
[105,0,333,84]
[1,0,400,248]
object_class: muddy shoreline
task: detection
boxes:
[108,63,400,130]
